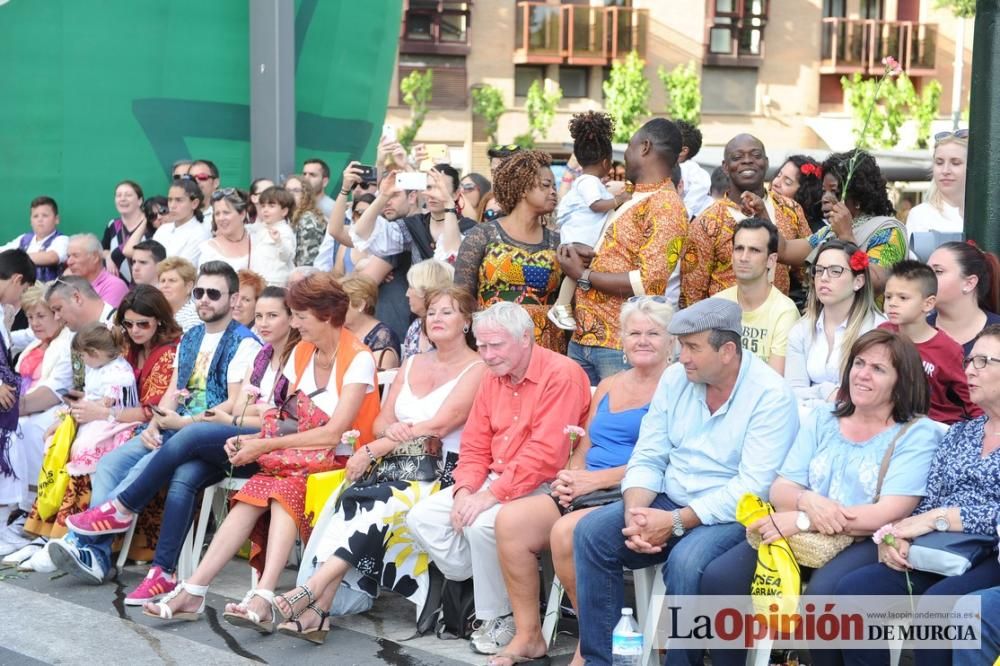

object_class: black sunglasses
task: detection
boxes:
[192,287,228,301]
[483,208,502,222]
[211,187,242,202]
[934,129,969,141]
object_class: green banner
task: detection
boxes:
[0,0,401,236]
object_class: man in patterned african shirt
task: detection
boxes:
[557,118,689,386]
[679,134,811,309]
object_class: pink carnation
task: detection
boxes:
[341,429,361,446]
[872,523,898,546]
[564,425,586,440]
[245,386,261,398]
[881,56,903,77]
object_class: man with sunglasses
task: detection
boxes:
[51,261,260,586]
[187,159,220,227]
[130,240,165,287]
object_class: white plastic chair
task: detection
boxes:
[116,514,194,577]
[189,476,249,579]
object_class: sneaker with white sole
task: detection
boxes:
[1,537,45,566]
[0,530,31,557]
[546,304,577,331]
[125,566,177,606]
[469,613,516,655]
[19,543,56,573]
[65,502,134,535]
[48,538,107,585]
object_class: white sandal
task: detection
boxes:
[142,581,208,621]
[222,588,276,634]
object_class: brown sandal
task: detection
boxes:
[278,602,330,645]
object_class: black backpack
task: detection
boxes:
[435,578,476,639]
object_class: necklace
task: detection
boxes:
[223,228,248,243]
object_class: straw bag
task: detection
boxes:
[749,420,915,568]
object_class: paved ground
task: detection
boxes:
[0,555,579,665]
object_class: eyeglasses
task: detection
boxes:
[192,287,228,301]
[811,264,847,278]
[460,182,478,191]
[492,144,519,152]
[189,173,215,182]
[121,320,154,331]
[963,355,1000,369]
[152,206,168,217]
[483,208,502,222]
[934,129,969,141]
[626,295,668,304]
[210,187,240,202]
[173,174,194,181]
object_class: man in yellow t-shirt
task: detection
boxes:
[717,217,800,375]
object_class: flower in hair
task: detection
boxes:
[849,250,869,271]
[800,163,823,179]
[966,239,978,248]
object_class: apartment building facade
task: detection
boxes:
[384,1,973,174]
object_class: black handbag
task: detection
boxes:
[355,435,443,486]
[908,532,997,576]
[568,486,622,511]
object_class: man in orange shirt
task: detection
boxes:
[406,302,591,656]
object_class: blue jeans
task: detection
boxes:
[701,539,879,666]
[567,341,629,386]
[835,557,1000,666]
[117,422,258,573]
[573,495,745,666]
[69,433,161,573]
[954,586,1000,666]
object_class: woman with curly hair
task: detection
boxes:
[453,149,565,352]
[548,111,629,331]
[771,155,825,232]
[777,149,908,290]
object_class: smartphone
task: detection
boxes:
[382,123,397,143]
[65,389,84,402]
[356,164,378,185]
[150,405,167,417]
[396,172,428,191]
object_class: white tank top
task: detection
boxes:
[395,355,483,458]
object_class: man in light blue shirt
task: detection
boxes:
[573,298,799,666]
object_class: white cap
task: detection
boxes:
[621,607,633,616]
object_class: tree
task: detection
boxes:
[658,61,702,125]
[397,70,433,150]
[602,50,650,143]
[935,0,975,17]
[841,71,943,150]
[914,80,944,149]
[471,84,505,146]
[513,79,562,148]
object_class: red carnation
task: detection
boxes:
[849,250,869,271]
[801,164,823,179]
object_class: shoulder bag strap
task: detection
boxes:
[872,419,916,503]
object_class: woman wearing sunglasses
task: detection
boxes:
[785,239,885,414]
[906,129,968,235]
[459,172,491,221]
[13,286,182,567]
[475,191,503,225]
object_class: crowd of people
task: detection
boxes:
[0,114,997,666]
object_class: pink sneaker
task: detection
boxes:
[65,502,134,536]
[125,566,177,606]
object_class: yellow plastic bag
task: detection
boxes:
[35,413,76,521]
[304,468,347,526]
[736,493,801,633]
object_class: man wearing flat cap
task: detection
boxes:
[572,298,799,666]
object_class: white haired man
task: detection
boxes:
[406,302,591,655]
[65,234,128,308]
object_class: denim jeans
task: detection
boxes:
[834,557,1000,666]
[954,586,1000,666]
[573,495,745,666]
[567,340,629,386]
[117,422,259,573]
[701,540,879,666]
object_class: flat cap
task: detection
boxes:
[668,298,742,336]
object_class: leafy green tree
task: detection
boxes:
[841,72,943,150]
[935,0,975,17]
[513,79,562,149]
[602,50,650,143]
[397,70,433,150]
[658,61,701,125]
[914,80,944,149]
[471,84,506,146]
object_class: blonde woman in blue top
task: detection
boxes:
[491,296,674,666]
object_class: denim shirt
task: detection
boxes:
[622,351,799,525]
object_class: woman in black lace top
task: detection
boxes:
[341,274,400,370]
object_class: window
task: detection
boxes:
[706,0,769,65]
[515,65,545,97]
[559,67,589,98]
[401,1,472,55]
[399,55,469,109]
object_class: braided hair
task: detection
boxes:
[569,111,614,168]
[492,149,553,214]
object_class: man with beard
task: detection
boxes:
[679,133,812,308]
[49,261,260,584]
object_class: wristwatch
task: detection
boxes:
[443,207,457,215]
[933,509,950,532]
[577,268,593,292]
[795,511,812,532]
[671,510,685,538]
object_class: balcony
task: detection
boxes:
[820,17,937,76]
[513,2,648,66]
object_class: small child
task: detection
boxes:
[252,186,298,287]
[64,324,138,476]
[0,196,67,282]
[879,260,981,424]
[548,111,629,331]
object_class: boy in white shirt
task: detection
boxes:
[1,196,67,282]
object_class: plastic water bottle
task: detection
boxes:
[612,607,643,665]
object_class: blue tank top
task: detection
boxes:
[584,393,649,471]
